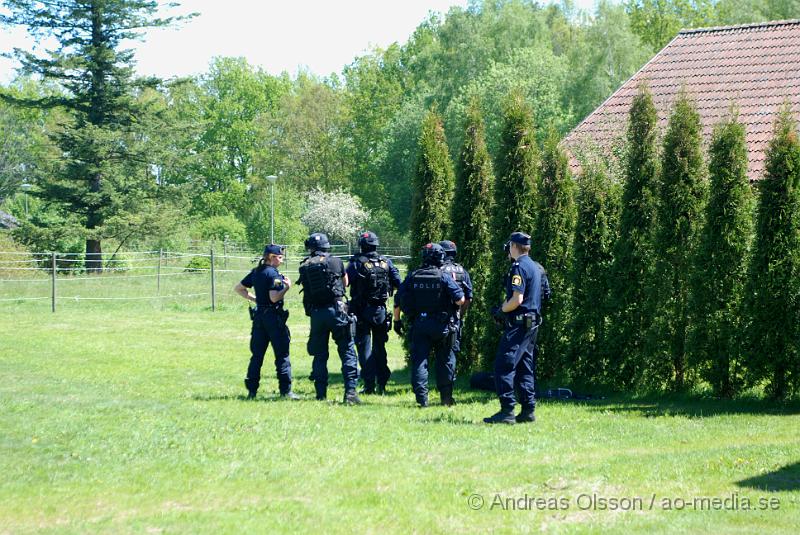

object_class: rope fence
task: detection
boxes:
[0,246,410,312]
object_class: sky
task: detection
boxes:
[0,0,602,84]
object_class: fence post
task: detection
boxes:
[51,251,56,313]
[157,248,162,295]
[210,247,216,311]
[223,236,228,269]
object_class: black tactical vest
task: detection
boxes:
[405,266,446,314]
[357,254,391,303]
[299,254,343,305]
[442,261,467,289]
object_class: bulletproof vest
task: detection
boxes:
[299,254,343,305]
[442,261,467,289]
[357,254,391,303]
[405,266,446,314]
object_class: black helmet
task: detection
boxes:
[358,231,379,252]
[421,242,445,266]
[439,240,457,259]
[305,232,331,252]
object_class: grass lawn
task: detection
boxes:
[1,284,799,533]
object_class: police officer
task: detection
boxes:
[484,232,550,424]
[298,232,361,404]
[234,244,299,400]
[347,231,401,395]
[439,240,473,386]
[394,243,465,407]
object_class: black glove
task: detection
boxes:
[393,318,404,337]
[490,305,504,325]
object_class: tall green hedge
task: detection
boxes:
[534,128,577,382]
[648,91,706,391]
[606,84,659,389]
[569,163,620,386]
[451,98,495,372]
[482,90,539,368]
[688,111,752,398]
[409,108,455,267]
[742,107,800,400]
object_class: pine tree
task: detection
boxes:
[0,1,189,272]
[742,106,800,400]
[534,128,577,382]
[409,108,455,266]
[649,90,706,391]
[481,91,539,368]
[687,110,752,398]
[607,84,659,389]
[451,98,494,373]
[569,163,621,386]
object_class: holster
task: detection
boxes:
[248,306,256,321]
[349,314,358,339]
[447,322,458,350]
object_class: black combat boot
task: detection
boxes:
[516,405,535,423]
[483,406,516,424]
[376,383,386,395]
[362,383,376,395]
[315,385,327,401]
[439,385,456,407]
[344,390,362,405]
[416,394,429,408]
[244,378,257,399]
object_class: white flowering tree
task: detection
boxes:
[301,188,369,244]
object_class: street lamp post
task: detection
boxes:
[265,175,278,244]
[20,182,32,217]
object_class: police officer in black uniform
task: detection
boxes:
[484,232,550,424]
[439,240,473,382]
[347,231,402,395]
[298,232,361,404]
[234,244,299,400]
[394,243,465,407]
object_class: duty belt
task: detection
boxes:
[508,312,540,329]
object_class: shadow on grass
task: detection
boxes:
[737,461,800,492]
[582,395,800,418]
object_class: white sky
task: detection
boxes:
[0,0,602,83]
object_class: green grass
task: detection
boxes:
[1,276,799,533]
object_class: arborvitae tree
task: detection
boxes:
[451,98,495,373]
[742,107,800,400]
[688,111,752,398]
[481,90,539,368]
[648,91,706,391]
[569,163,621,386]
[534,128,577,382]
[409,108,455,267]
[607,84,659,389]
[0,0,188,272]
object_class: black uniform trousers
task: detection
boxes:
[307,303,358,395]
[494,322,538,410]
[355,303,391,390]
[246,308,292,394]
[409,315,456,403]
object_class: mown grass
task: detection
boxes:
[1,278,799,534]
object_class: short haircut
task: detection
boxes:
[515,243,531,254]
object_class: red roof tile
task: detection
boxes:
[564,20,800,181]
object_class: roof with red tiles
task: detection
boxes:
[564,20,800,181]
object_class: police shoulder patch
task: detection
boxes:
[511,274,523,287]
[364,261,373,269]
[272,278,283,289]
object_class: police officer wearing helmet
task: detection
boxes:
[484,231,550,424]
[439,240,473,378]
[298,232,361,404]
[393,243,465,407]
[347,231,401,395]
[234,244,299,400]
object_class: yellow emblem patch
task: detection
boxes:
[511,275,522,287]
[364,262,373,269]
